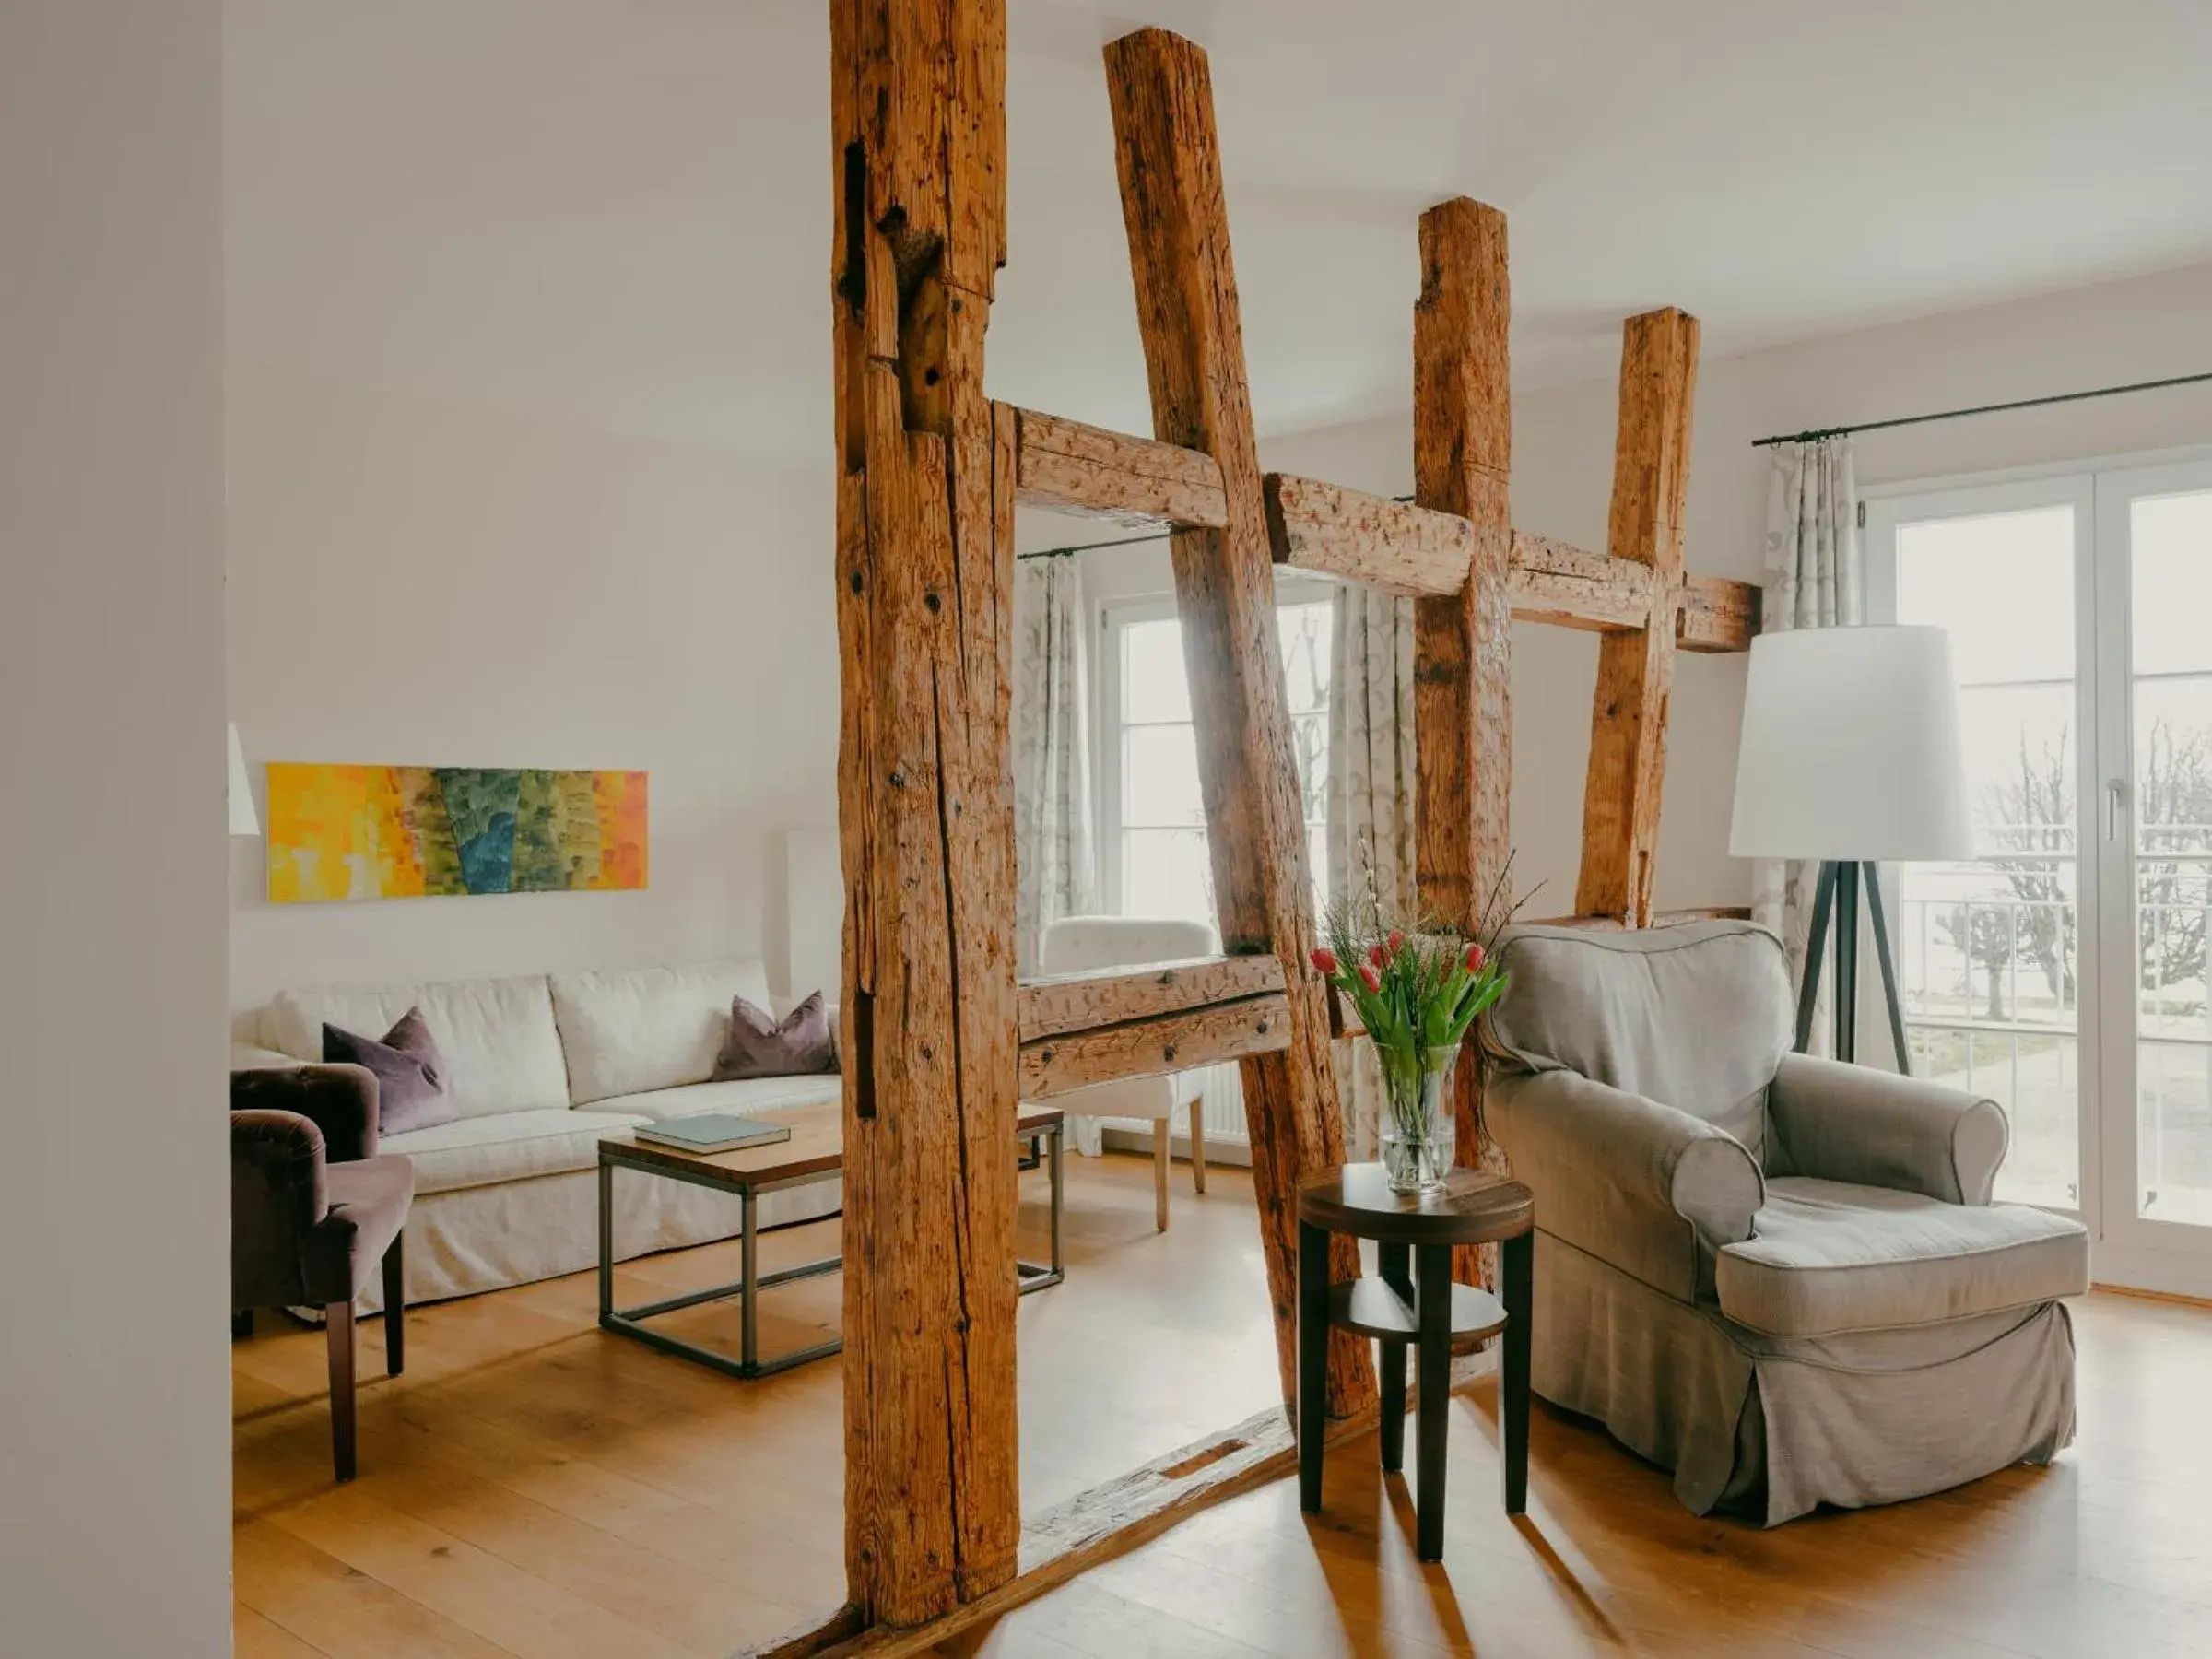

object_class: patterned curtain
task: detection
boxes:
[1752,437,1863,1053]
[1013,554,1097,980]
[1325,581,1418,1156]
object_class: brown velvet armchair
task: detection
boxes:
[231,1064,414,1480]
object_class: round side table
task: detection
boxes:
[1296,1163,1535,1561]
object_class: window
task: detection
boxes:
[1869,455,2212,1292]
[1097,589,1333,927]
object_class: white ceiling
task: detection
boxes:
[227,0,2212,460]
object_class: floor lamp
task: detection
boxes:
[1728,626,1972,1070]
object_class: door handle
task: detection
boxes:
[2106,779,2126,843]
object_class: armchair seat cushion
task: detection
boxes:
[1717,1177,2089,1339]
[301,1153,416,1306]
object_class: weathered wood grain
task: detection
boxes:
[1678,571,1759,653]
[1017,954,1286,1043]
[735,1404,1378,1659]
[1019,993,1291,1098]
[1508,532,1653,632]
[1009,404,1229,527]
[830,0,1019,1627]
[1575,307,1700,928]
[1105,25,1373,1422]
[1409,196,1513,1287]
[1261,473,1472,596]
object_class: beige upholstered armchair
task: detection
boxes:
[1483,919,2088,1524]
[1031,916,1213,1230]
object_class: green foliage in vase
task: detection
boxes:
[1311,849,1530,1078]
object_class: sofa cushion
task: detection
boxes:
[323,1006,456,1136]
[592,1073,843,1124]
[1716,1176,2088,1338]
[1487,920,1794,1163]
[263,974,570,1120]
[713,991,837,1082]
[548,958,777,1105]
[382,1107,647,1195]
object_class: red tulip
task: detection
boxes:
[1311,947,1338,974]
[1357,961,1382,994]
[1465,942,1488,972]
[1368,943,1387,968]
[1386,929,1406,956]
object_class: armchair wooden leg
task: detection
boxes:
[1189,1098,1207,1194]
[326,1299,357,1483]
[1153,1119,1170,1230]
[231,1308,253,1340]
[382,1233,405,1378]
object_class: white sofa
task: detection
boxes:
[233,958,842,1307]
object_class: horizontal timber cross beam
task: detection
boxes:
[822,3,1757,1650]
[1263,471,1759,651]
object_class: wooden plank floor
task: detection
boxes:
[233,1156,2212,1658]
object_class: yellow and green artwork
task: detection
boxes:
[266,765,648,903]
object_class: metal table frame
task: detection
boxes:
[598,1114,1065,1380]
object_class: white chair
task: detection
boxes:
[1033,915,1214,1230]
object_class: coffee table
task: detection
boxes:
[597,1102,1065,1380]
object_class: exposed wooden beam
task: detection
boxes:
[1575,308,1700,928]
[1008,404,1229,528]
[1261,472,1472,596]
[735,1404,1380,1659]
[1019,992,1291,1098]
[1507,532,1653,632]
[1105,25,1374,1422]
[1678,571,1759,653]
[1017,954,1286,1043]
[1410,196,1513,1288]
[830,0,1019,1627]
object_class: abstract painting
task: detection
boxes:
[266,765,648,903]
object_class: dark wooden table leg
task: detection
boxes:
[1501,1227,1533,1515]
[1415,1241,1451,1560]
[1298,1218,1330,1512]
[1377,1240,1410,1473]
[382,1233,405,1377]
[326,1299,357,1482]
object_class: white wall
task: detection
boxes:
[226,360,842,1015]
[0,4,232,1653]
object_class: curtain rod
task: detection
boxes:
[1751,370,2212,449]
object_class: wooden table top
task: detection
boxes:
[603,1100,1065,1192]
[1296,1163,1534,1245]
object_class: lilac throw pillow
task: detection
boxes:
[712,992,837,1082]
[323,1006,455,1136]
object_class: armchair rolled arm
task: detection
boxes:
[1766,1053,2007,1205]
[230,1109,329,1309]
[231,1063,380,1162]
[1488,1067,1764,1303]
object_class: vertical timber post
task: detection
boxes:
[1104,27,1377,1422]
[1575,309,1700,928]
[1409,198,1513,1288]
[830,0,1020,1629]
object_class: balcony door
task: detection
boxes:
[1870,455,2212,1296]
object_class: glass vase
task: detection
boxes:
[1378,1042,1460,1194]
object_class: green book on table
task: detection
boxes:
[632,1114,793,1155]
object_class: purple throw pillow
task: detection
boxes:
[323,1006,455,1137]
[712,991,837,1082]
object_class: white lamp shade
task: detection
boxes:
[228,723,261,838]
[1728,626,1972,863]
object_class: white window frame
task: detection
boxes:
[1865,442,2212,1297]
[1094,576,1335,921]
